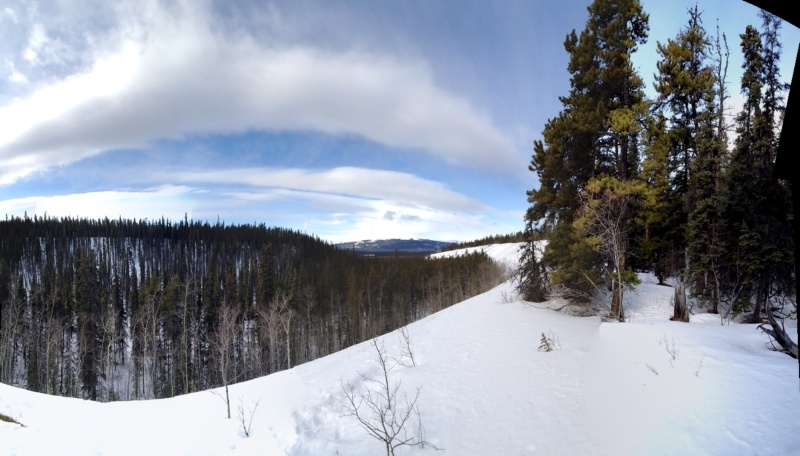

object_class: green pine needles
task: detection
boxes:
[519,0,793,330]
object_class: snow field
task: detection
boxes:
[1,243,798,455]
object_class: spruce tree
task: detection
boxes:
[685,119,728,313]
[637,113,673,283]
[522,0,649,302]
[75,248,101,400]
[649,6,717,284]
[724,17,793,322]
[517,221,547,302]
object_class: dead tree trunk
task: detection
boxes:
[672,282,689,322]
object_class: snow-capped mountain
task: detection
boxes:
[335,238,452,256]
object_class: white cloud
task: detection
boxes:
[2,7,18,24]
[23,23,46,63]
[307,198,506,244]
[200,172,512,242]
[166,166,490,214]
[21,22,74,68]
[0,185,195,220]
[158,166,503,242]
[4,57,28,84]
[270,193,447,242]
[0,168,517,242]
[8,71,27,83]
[0,0,521,185]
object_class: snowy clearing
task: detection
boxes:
[1,244,798,455]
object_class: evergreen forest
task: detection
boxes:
[0,216,505,401]
[519,1,795,331]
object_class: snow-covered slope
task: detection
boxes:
[1,244,798,455]
[430,242,524,270]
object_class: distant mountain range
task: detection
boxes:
[335,238,452,256]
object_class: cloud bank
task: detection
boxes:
[0,165,516,243]
[166,167,489,213]
[0,0,519,185]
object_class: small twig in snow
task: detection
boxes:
[237,396,261,438]
[695,357,704,378]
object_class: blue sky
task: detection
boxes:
[0,1,797,243]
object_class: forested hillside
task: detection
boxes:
[438,231,526,253]
[0,216,504,401]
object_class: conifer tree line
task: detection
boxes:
[0,215,504,401]
[438,231,525,252]
[520,0,794,323]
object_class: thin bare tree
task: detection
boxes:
[341,339,440,455]
[214,302,238,418]
[237,396,261,438]
[273,293,294,369]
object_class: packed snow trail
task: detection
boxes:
[1,244,799,455]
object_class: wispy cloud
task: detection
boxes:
[202,182,515,243]
[0,0,519,185]
[0,165,509,242]
[166,166,490,213]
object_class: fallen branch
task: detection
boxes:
[759,303,798,359]
[0,412,25,427]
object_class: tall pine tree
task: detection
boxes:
[723,14,793,322]
[648,6,717,285]
[522,0,649,308]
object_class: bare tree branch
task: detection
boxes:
[341,339,441,455]
[237,396,261,438]
[398,327,417,368]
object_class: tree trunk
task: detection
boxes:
[672,282,689,322]
[610,253,626,322]
[226,384,231,419]
[694,272,705,297]
[710,268,721,315]
[748,276,767,323]
[610,282,623,321]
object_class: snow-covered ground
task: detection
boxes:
[430,242,525,270]
[2,244,798,455]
